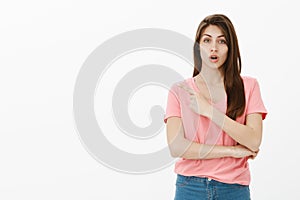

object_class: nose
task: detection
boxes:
[210,41,218,52]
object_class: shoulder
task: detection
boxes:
[167,78,194,101]
[241,75,258,83]
[241,75,264,98]
[169,77,194,90]
[241,75,259,89]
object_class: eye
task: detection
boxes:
[203,38,210,43]
[219,39,227,44]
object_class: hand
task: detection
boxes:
[249,149,260,160]
[232,144,257,159]
[177,83,212,117]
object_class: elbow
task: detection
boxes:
[167,134,187,158]
[170,151,180,158]
[249,146,259,152]
[168,145,181,158]
[168,142,187,158]
[248,140,261,152]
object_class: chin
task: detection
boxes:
[203,61,223,69]
[208,64,222,69]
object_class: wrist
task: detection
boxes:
[205,105,214,119]
[226,146,236,157]
[208,106,226,129]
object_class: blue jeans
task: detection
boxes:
[174,174,250,200]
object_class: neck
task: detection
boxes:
[197,65,224,85]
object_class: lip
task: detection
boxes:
[209,55,219,63]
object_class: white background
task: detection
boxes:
[1,0,299,199]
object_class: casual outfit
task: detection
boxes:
[164,76,268,199]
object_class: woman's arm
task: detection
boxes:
[207,108,263,152]
[177,83,264,152]
[166,117,256,159]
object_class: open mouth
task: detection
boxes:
[210,55,219,62]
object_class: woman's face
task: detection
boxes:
[199,25,228,69]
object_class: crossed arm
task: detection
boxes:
[166,115,261,160]
[208,108,263,152]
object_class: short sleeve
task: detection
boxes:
[246,79,268,120]
[164,85,181,123]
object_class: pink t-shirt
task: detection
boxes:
[164,76,268,185]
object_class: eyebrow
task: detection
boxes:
[202,34,225,38]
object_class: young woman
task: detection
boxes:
[164,14,267,200]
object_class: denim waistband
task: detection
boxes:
[177,174,248,187]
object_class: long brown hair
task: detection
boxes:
[193,14,245,120]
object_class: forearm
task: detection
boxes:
[169,136,234,159]
[207,107,259,151]
[166,117,255,159]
